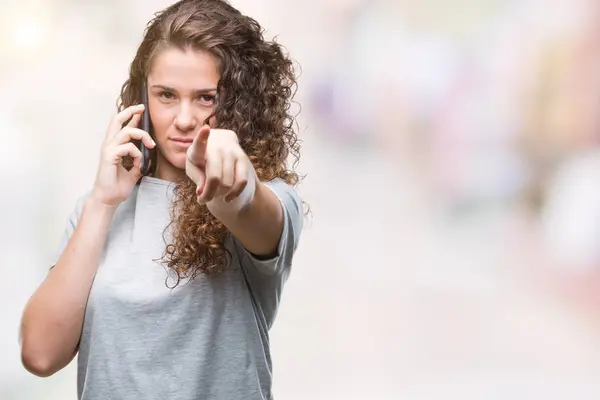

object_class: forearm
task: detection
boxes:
[187,131,286,257]
[20,198,115,377]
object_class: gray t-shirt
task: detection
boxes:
[51,176,303,400]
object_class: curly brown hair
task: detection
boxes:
[117,0,301,286]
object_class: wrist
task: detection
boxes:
[83,197,119,219]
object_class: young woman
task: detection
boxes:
[19,1,304,399]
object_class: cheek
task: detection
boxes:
[149,108,186,168]
[208,115,218,128]
[149,108,172,141]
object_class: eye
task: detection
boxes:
[198,94,215,106]
[158,91,175,100]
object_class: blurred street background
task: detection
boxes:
[4,0,600,398]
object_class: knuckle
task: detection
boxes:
[207,176,220,186]
[220,146,231,155]
[115,113,127,124]
[124,128,137,139]
[221,181,233,190]
[129,143,140,154]
[119,127,137,140]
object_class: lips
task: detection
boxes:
[171,137,194,143]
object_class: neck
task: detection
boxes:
[153,152,186,183]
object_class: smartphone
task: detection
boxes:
[140,82,152,176]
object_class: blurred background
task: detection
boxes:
[3,0,600,398]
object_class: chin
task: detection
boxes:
[160,151,187,171]
[170,154,187,170]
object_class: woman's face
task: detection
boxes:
[147,47,220,176]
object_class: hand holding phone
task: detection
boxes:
[91,104,155,206]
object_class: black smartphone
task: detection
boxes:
[140,82,152,176]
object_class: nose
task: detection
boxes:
[174,103,198,133]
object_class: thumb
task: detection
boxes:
[128,153,143,181]
[185,154,207,194]
[187,125,211,166]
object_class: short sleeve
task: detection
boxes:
[233,179,303,329]
[49,194,89,269]
[235,178,303,275]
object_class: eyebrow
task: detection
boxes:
[151,84,217,94]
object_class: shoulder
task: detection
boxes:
[263,178,302,212]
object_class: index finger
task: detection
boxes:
[108,104,145,135]
[187,126,211,166]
